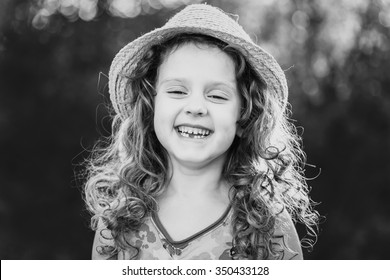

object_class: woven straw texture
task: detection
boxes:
[108,4,288,119]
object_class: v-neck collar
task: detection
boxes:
[151,204,232,249]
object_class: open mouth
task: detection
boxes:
[176,125,212,139]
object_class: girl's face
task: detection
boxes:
[154,43,242,169]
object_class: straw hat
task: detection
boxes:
[108,3,288,119]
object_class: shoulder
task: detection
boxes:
[273,209,303,260]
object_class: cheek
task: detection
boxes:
[153,95,168,124]
[223,102,242,127]
[214,112,240,137]
[153,112,168,149]
[153,95,175,140]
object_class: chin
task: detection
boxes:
[173,152,227,168]
[177,156,209,165]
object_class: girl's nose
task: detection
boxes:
[185,94,208,116]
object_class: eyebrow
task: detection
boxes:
[157,78,186,87]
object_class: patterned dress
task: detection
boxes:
[94,205,301,260]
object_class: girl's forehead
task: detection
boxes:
[161,41,224,62]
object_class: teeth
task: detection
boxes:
[177,126,211,138]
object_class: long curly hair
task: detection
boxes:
[84,33,319,260]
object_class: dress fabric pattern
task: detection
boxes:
[118,206,234,260]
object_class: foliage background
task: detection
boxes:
[1,0,389,259]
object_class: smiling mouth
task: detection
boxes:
[176,125,212,139]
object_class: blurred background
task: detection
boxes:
[1,0,389,259]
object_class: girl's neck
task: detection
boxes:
[165,156,229,199]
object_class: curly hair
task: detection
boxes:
[84,33,319,260]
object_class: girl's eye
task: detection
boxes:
[167,90,187,96]
[207,89,229,101]
[208,94,228,101]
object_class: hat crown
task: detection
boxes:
[164,4,253,43]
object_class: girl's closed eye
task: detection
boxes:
[169,90,186,94]
[207,90,229,102]
[166,87,188,97]
[209,95,228,100]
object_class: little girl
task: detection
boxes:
[84,4,319,260]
